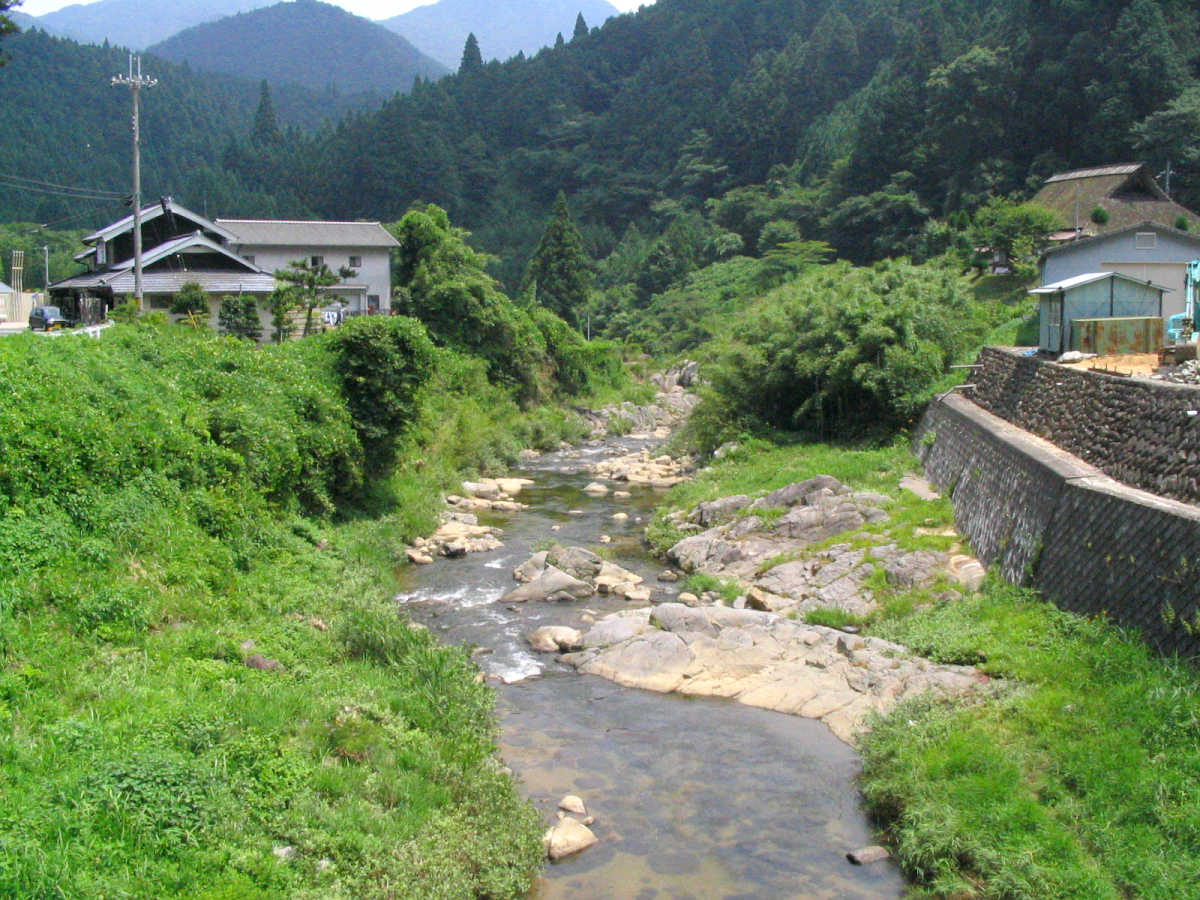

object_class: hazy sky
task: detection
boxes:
[18,0,650,17]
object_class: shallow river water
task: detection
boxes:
[396,439,905,899]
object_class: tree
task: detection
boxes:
[218,294,262,341]
[523,192,591,327]
[273,258,356,337]
[251,80,281,145]
[968,198,1061,280]
[170,281,209,320]
[572,13,588,41]
[554,32,564,49]
[0,1,19,65]
[459,33,482,73]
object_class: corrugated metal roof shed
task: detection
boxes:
[1029,271,1173,294]
[217,219,399,248]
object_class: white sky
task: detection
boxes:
[18,0,650,17]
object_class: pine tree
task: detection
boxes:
[523,192,591,328]
[251,80,281,145]
[573,13,588,41]
[459,33,482,73]
[554,32,565,49]
[0,0,18,65]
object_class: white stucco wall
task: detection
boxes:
[235,244,392,313]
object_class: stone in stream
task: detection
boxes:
[499,566,594,603]
[846,846,891,865]
[513,551,548,583]
[558,794,587,815]
[546,545,604,581]
[544,817,598,860]
[528,626,584,653]
[583,481,610,496]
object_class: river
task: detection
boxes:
[396,437,905,899]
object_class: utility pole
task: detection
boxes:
[42,245,49,292]
[1160,160,1174,198]
[112,54,156,311]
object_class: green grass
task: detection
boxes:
[647,433,1200,898]
[803,607,867,629]
[0,325,577,898]
[681,573,743,604]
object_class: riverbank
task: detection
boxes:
[0,323,628,898]
[628,436,1200,898]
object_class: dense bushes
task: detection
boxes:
[328,315,436,473]
[0,322,554,897]
[686,259,987,448]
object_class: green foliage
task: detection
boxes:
[274,257,354,337]
[328,315,436,474]
[0,323,559,898]
[250,79,281,146]
[969,198,1061,280]
[523,192,592,327]
[690,260,985,448]
[459,32,482,73]
[217,294,263,341]
[1091,204,1110,225]
[170,280,209,316]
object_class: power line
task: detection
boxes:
[0,171,124,199]
[0,177,128,203]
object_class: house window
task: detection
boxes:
[311,255,324,267]
[1135,232,1156,250]
[368,294,380,312]
[348,255,362,268]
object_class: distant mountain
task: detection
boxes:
[32,0,275,49]
[148,0,446,95]
[382,0,620,69]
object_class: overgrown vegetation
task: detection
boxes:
[648,436,1200,899]
[0,308,627,896]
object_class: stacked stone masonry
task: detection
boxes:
[915,395,1200,658]
[968,346,1200,505]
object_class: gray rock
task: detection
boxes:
[847,845,891,865]
[688,494,752,527]
[668,530,746,571]
[513,551,549,583]
[500,565,594,603]
[546,545,604,581]
[528,626,584,653]
[884,551,948,589]
[650,603,717,636]
[583,615,651,648]
[756,476,851,510]
[545,817,598,860]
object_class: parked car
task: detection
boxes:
[29,306,75,331]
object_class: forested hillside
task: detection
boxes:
[0,28,371,225]
[3,0,1199,306]
[211,0,1199,293]
[149,1,446,96]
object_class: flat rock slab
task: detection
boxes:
[569,605,984,745]
[500,566,594,603]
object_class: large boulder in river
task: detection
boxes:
[500,566,594,603]
[688,494,752,527]
[546,545,604,581]
[667,529,746,572]
[754,476,851,510]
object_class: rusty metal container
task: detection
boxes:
[1070,316,1163,355]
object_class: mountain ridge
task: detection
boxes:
[32,0,275,49]
[382,0,620,69]
[148,0,446,96]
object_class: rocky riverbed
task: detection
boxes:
[393,383,908,897]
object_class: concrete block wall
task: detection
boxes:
[969,347,1200,504]
[916,395,1200,658]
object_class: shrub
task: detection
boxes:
[217,294,262,341]
[328,315,437,472]
[170,281,209,316]
[1091,205,1110,225]
[689,259,985,447]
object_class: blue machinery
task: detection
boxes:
[1167,259,1200,343]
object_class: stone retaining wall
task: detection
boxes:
[968,346,1200,505]
[915,395,1200,658]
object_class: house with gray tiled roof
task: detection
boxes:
[1032,163,1200,239]
[217,219,398,316]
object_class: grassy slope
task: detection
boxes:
[0,324,601,898]
[648,438,1200,899]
